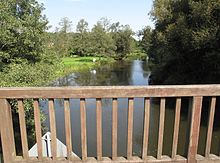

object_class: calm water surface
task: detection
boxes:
[40,60,220,158]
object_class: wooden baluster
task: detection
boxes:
[205,97,216,157]
[157,98,166,159]
[171,98,181,159]
[80,99,87,161]
[142,98,150,160]
[49,99,57,160]
[188,96,203,163]
[0,99,16,162]
[64,99,73,160]
[112,98,118,160]
[18,100,29,159]
[127,98,134,160]
[96,98,102,160]
[33,99,43,160]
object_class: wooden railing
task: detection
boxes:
[1,85,220,163]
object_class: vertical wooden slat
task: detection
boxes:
[142,98,150,160]
[18,100,29,159]
[157,98,166,159]
[33,99,43,160]
[171,98,181,158]
[64,99,72,160]
[127,98,134,160]
[49,99,57,159]
[188,96,203,162]
[205,97,216,157]
[112,98,118,160]
[96,98,102,160]
[80,98,87,161]
[0,99,16,162]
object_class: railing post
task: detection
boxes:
[0,99,16,162]
[187,96,203,163]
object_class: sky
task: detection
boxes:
[37,0,154,33]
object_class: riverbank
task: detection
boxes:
[56,56,115,78]
[0,56,115,87]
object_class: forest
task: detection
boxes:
[1,0,220,86]
[1,0,220,159]
[0,0,145,87]
[147,0,220,85]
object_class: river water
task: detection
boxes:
[40,60,220,158]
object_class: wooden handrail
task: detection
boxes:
[0,85,220,163]
[0,85,220,98]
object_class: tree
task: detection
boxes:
[71,19,90,56]
[90,22,116,56]
[53,17,73,56]
[139,26,153,54]
[111,24,134,60]
[76,19,89,33]
[149,0,220,85]
[0,0,48,69]
[0,0,53,154]
[58,17,72,33]
[97,17,111,32]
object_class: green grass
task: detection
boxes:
[126,50,147,60]
[62,56,109,66]
[58,56,114,76]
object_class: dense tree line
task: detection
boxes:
[143,0,220,85]
[48,17,137,60]
[0,0,141,153]
[0,0,60,85]
[0,0,58,153]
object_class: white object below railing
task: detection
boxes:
[28,132,79,158]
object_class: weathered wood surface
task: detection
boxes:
[18,100,29,159]
[205,97,216,157]
[80,98,87,161]
[112,98,118,160]
[12,156,189,163]
[0,99,16,163]
[142,98,150,160]
[64,99,73,160]
[1,85,220,163]
[157,98,166,159]
[33,100,43,160]
[127,98,134,160]
[171,98,181,159]
[49,99,57,160]
[1,85,220,98]
[188,96,203,163]
[96,98,102,161]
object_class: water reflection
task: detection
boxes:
[52,60,150,86]
[40,60,220,158]
[45,60,151,157]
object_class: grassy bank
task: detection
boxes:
[126,50,147,61]
[57,56,115,76]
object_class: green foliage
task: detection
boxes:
[59,17,72,33]
[76,19,89,33]
[138,26,153,54]
[148,0,220,85]
[0,61,60,87]
[90,22,116,56]
[61,56,115,75]
[49,17,135,59]
[0,0,59,153]
[111,25,134,60]
[0,0,48,69]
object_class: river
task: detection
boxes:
[40,60,220,158]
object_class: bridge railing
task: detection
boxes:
[1,85,220,163]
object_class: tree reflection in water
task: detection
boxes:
[42,60,220,158]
